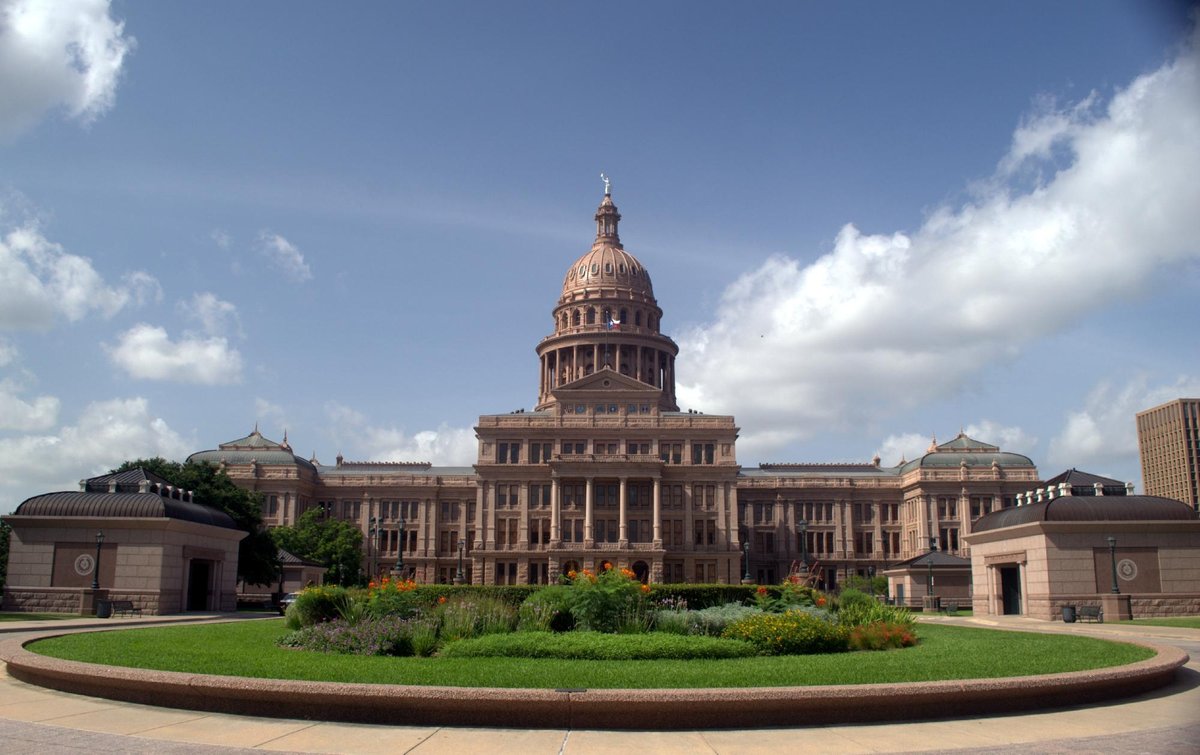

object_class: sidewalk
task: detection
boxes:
[0,613,1196,754]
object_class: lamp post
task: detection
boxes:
[368,516,378,579]
[391,517,406,578]
[1108,536,1120,594]
[741,541,752,584]
[455,539,466,585]
[797,519,809,571]
[926,535,937,597]
[867,565,876,600]
[91,530,104,588]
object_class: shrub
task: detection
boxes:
[436,593,518,641]
[848,621,919,651]
[410,619,441,657]
[647,584,758,610]
[563,566,646,633]
[652,609,690,635]
[837,600,915,629]
[517,586,574,632]
[836,588,875,611]
[439,631,758,660]
[364,577,429,620]
[285,585,354,630]
[689,603,763,636]
[277,615,415,655]
[721,610,849,655]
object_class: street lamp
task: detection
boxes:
[797,519,809,570]
[1108,536,1120,594]
[926,536,936,596]
[391,517,407,578]
[91,530,104,588]
[455,539,466,585]
[742,541,752,584]
[368,516,379,579]
[867,565,876,600]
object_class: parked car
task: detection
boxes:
[278,592,300,616]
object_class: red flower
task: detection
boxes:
[756,586,768,595]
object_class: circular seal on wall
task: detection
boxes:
[1117,558,1138,581]
[74,554,95,576]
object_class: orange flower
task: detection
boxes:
[756,585,768,595]
[640,584,651,593]
[816,597,827,607]
[567,570,578,579]
[437,596,447,604]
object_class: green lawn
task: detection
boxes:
[1121,616,1200,629]
[27,619,1153,689]
[0,612,76,622]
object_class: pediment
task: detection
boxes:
[553,368,660,398]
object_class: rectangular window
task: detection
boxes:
[660,442,682,464]
[562,440,586,455]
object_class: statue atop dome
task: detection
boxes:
[600,172,611,196]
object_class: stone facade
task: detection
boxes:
[191,193,1042,587]
[3,470,246,615]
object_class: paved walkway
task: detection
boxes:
[0,613,1196,754]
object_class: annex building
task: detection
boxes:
[190,190,1041,592]
[1137,398,1200,511]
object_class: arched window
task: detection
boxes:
[586,308,596,325]
[619,308,628,325]
[572,310,581,326]
[635,311,642,327]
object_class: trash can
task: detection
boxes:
[95,599,112,619]
[1062,605,1077,623]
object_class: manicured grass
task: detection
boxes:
[1121,616,1200,629]
[0,612,76,622]
[28,619,1153,689]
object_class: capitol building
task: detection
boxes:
[190,189,1040,589]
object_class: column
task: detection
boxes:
[683,483,694,551]
[584,477,594,546]
[652,477,662,546]
[473,485,485,549]
[728,484,740,547]
[488,482,498,550]
[550,477,561,544]
[618,477,628,546]
[519,482,530,548]
[833,498,845,558]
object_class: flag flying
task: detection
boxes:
[607,317,621,331]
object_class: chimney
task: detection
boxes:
[1094,482,1104,496]
[1125,482,1135,495]
[1059,482,1071,497]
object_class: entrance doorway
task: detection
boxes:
[186,560,211,611]
[631,560,650,583]
[999,566,1022,615]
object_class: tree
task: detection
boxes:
[271,508,364,587]
[112,458,279,585]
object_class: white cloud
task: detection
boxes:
[123,270,162,307]
[677,29,1200,460]
[106,323,243,384]
[875,432,933,467]
[254,397,288,432]
[0,397,191,513]
[0,336,15,366]
[211,229,231,250]
[0,378,58,431]
[257,231,312,282]
[0,222,155,329]
[1049,375,1200,473]
[324,401,476,466]
[179,291,241,337]
[0,0,134,141]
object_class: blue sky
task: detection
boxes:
[1,1,1198,511]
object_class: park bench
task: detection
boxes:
[940,601,959,615]
[109,600,143,617]
[1077,605,1103,623]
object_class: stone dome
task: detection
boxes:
[560,193,655,301]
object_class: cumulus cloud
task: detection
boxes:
[0,0,134,141]
[106,323,243,384]
[874,421,1037,468]
[0,396,191,513]
[254,397,288,431]
[677,29,1200,459]
[179,292,241,337]
[0,378,58,431]
[1049,375,1200,474]
[324,401,476,465]
[0,222,157,329]
[257,231,312,282]
[875,432,933,467]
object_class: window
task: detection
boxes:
[496,441,520,464]
[572,310,581,326]
[755,531,775,554]
[753,502,773,523]
[627,441,650,455]
[529,484,551,508]
[663,519,684,547]
[562,440,586,455]
[495,561,518,585]
[694,485,716,511]
[693,518,717,546]
[440,501,460,522]
[586,308,596,324]
[660,442,682,464]
[691,443,715,464]
[529,517,550,545]
[664,485,684,509]
[496,484,515,509]
[530,442,552,463]
[496,518,519,548]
